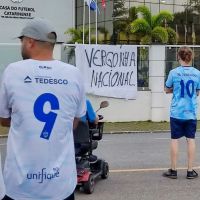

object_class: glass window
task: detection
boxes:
[76,7,83,26]
[61,45,76,66]
[76,0,200,45]
[165,46,200,79]
[90,11,97,24]
[165,47,179,79]
[193,47,200,70]
[150,3,160,14]
[174,4,185,13]
[143,2,151,11]
[161,0,174,4]
[105,1,113,21]
[105,21,114,41]
[129,2,145,8]
[174,0,188,5]
[160,4,174,12]
[98,7,106,22]
[137,47,149,88]
[149,0,159,3]
[76,0,83,7]
[0,44,21,81]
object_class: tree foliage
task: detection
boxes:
[64,27,96,63]
[130,5,177,44]
[112,3,138,44]
[112,0,127,18]
[65,27,96,44]
[111,0,128,44]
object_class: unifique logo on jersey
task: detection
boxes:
[24,76,32,83]
[27,167,60,183]
[11,0,23,3]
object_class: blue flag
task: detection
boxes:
[85,0,97,11]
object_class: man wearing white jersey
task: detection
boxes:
[0,18,86,200]
[0,153,5,199]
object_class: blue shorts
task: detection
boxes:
[170,117,197,139]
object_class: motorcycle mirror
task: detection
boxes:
[100,101,109,109]
[96,101,109,112]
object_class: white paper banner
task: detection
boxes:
[75,44,137,99]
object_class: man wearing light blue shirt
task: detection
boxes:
[81,99,99,124]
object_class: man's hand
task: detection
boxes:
[0,118,11,127]
[73,117,80,130]
[165,87,173,94]
[94,116,99,124]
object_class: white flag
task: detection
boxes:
[84,0,91,7]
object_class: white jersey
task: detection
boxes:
[0,59,86,200]
[0,153,5,200]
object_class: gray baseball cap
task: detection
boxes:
[18,18,57,43]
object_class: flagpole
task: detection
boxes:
[95,0,98,44]
[175,24,178,45]
[89,1,91,44]
[83,1,85,44]
[175,24,178,64]
[184,24,187,45]
[192,23,196,45]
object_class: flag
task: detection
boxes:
[85,0,97,11]
[102,0,106,9]
[90,0,97,11]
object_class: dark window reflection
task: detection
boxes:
[165,47,200,80]
[75,0,200,45]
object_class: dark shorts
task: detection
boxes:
[170,117,197,139]
[2,192,75,200]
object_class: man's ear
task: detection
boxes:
[27,38,35,48]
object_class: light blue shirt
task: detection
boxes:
[166,66,200,120]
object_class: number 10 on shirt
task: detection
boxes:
[180,79,195,98]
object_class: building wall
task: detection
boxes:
[0,0,75,43]
[86,92,152,122]
[0,0,75,78]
